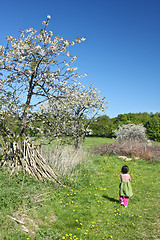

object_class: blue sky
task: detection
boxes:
[0,0,160,118]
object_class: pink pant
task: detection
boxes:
[119,196,129,207]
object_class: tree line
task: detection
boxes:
[89,112,160,142]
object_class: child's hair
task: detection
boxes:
[121,165,129,174]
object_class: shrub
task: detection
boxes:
[94,141,160,161]
[113,123,149,143]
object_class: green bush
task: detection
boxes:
[145,116,160,141]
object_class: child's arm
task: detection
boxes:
[120,174,122,181]
[128,174,131,181]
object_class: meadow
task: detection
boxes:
[0,137,159,240]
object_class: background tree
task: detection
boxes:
[145,114,160,141]
[90,112,160,142]
[89,115,113,138]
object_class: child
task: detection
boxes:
[119,165,133,207]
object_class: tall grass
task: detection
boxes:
[40,144,89,176]
[39,137,114,176]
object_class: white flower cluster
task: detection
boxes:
[114,123,150,143]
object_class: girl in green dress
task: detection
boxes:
[119,165,133,207]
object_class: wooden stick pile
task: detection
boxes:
[1,140,63,185]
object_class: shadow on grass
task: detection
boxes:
[102,195,119,203]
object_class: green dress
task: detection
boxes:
[119,181,133,198]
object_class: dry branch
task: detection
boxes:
[8,215,24,225]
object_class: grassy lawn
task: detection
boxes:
[0,138,159,239]
[33,137,115,148]
[83,137,115,147]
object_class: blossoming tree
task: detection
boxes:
[38,83,107,149]
[0,16,107,180]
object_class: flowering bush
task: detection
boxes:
[114,123,149,143]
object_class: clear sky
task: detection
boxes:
[0,0,160,118]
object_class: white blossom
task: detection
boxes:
[70,41,75,46]
[70,56,77,62]
[81,37,86,41]
[67,52,71,57]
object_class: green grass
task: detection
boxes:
[33,136,115,149]
[83,137,115,147]
[0,139,160,240]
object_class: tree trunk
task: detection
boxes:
[20,74,35,137]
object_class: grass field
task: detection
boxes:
[0,138,159,240]
[82,137,115,147]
